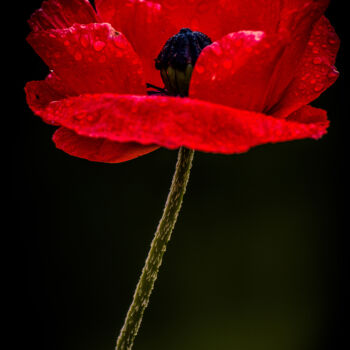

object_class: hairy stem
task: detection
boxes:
[116,147,195,350]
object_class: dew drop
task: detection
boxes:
[328,38,337,45]
[195,65,204,74]
[93,40,106,51]
[113,37,127,49]
[74,52,83,61]
[314,84,324,92]
[212,44,223,56]
[63,40,70,46]
[80,34,90,48]
[313,57,322,65]
[74,113,85,120]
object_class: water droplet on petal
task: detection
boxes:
[314,84,324,92]
[93,40,106,51]
[313,57,322,65]
[328,38,337,45]
[74,113,85,120]
[74,52,83,61]
[212,44,223,56]
[113,37,127,49]
[195,65,204,74]
[63,40,70,46]
[80,34,90,48]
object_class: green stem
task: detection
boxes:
[116,147,195,350]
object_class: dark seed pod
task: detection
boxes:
[155,28,212,96]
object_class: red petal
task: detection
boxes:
[27,23,146,95]
[190,1,331,114]
[53,127,158,163]
[263,0,330,111]
[25,72,76,110]
[96,1,328,43]
[286,105,329,125]
[95,0,176,86]
[94,1,329,88]
[190,31,287,112]
[28,0,99,31]
[160,0,282,40]
[32,94,329,155]
[272,16,340,118]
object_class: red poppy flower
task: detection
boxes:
[25,0,339,163]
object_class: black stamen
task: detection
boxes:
[155,28,212,72]
[155,28,212,96]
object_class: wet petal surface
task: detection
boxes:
[27,23,146,95]
[28,0,99,31]
[53,127,158,163]
[32,93,329,156]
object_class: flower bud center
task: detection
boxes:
[155,28,212,96]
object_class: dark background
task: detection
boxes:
[12,1,348,349]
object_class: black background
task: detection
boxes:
[12,1,348,349]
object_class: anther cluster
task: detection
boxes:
[155,28,212,71]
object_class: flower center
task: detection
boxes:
[154,28,212,97]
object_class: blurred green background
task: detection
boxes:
[14,1,347,350]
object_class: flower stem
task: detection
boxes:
[116,147,195,350]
